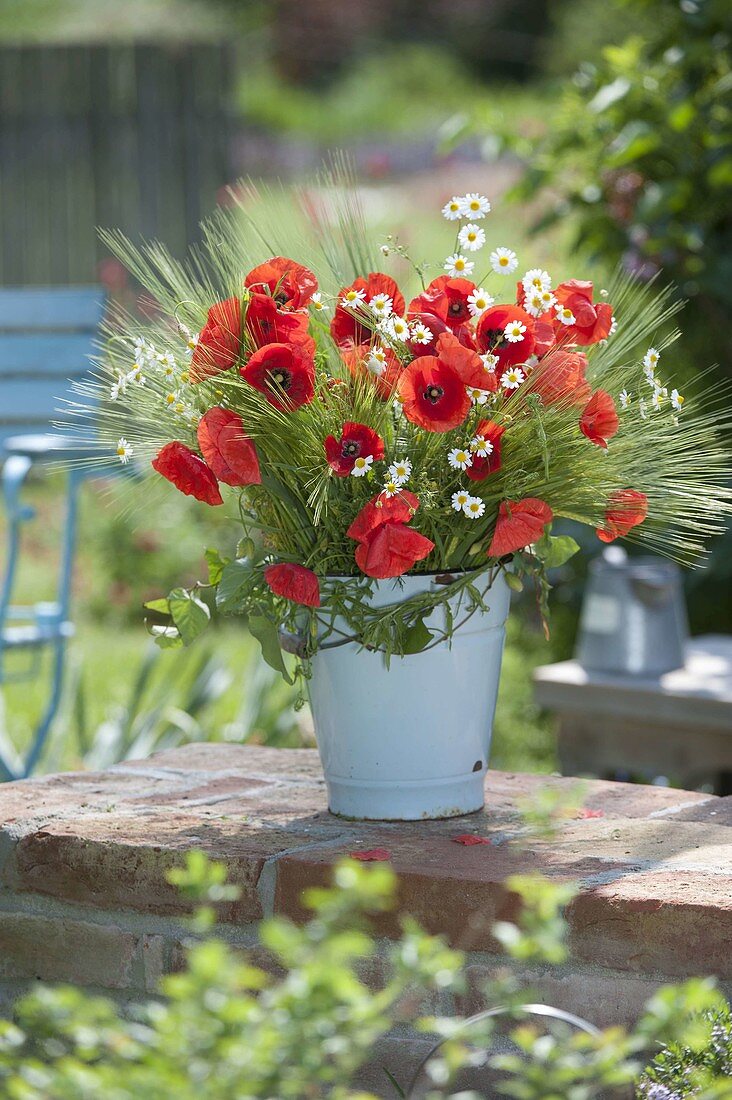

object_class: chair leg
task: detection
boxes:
[21,638,68,778]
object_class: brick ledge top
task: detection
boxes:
[1,744,730,979]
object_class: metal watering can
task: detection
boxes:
[576,547,688,676]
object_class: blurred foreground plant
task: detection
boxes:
[0,853,729,1099]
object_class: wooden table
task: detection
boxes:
[533,634,732,793]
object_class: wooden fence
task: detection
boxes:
[0,44,236,285]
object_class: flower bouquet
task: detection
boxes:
[70,169,731,819]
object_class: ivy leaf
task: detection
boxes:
[402,614,434,654]
[205,547,229,586]
[168,587,211,646]
[216,559,252,613]
[538,535,580,569]
[248,613,293,684]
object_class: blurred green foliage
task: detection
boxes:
[510,0,731,374]
[0,854,729,1098]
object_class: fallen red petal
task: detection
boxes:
[349,848,391,862]
[452,834,492,846]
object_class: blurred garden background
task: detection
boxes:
[0,0,729,777]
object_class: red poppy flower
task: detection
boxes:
[466,420,505,482]
[409,276,476,330]
[264,562,321,607]
[330,273,405,347]
[244,256,318,310]
[190,297,242,382]
[341,342,403,400]
[151,441,223,506]
[245,292,313,350]
[346,491,420,542]
[488,497,553,558]
[596,489,648,543]
[347,491,432,579]
[404,310,451,357]
[197,407,261,486]
[325,421,385,476]
[476,304,536,370]
[354,522,435,579]
[240,341,315,411]
[553,280,613,346]
[398,332,486,433]
[580,389,619,448]
[531,350,591,408]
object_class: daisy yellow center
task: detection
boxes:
[469,201,480,211]
[117,446,126,455]
[166,393,175,404]
[354,457,368,470]
[468,502,481,513]
[499,257,509,267]
[454,259,465,270]
[456,451,468,462]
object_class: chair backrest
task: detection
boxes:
[0,286,106,444]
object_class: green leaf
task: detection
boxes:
[168,587,211,646]
[540,535,581,569]
[144,597,170,614]
[248,613,293,683]
[402,615,434,655]
[216,559,252,613]
[205,547,229,586]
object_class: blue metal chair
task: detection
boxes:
[0,287,107,780]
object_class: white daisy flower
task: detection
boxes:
[480,352,500,372]
[384,314,410,342]
[503,320,527,343]
[342,287,366,309]
[369,293,393,318]
[522,268,552,293]
[351,455,374,477]
[639,397,648,420]
[643,363,657,384]
[110,373,127,401]
[310,292,325,311]
[470,434,494,457]
[451,489,470,512]
[523,292,546,318]
[379,243,391,256]
[467,386,492,405]
[157,350,177,371]
[116,438,133,464]
[459,193,491,219]
[185,332,199,355]
[463,495,486,519]
[608,315,618,337]
[458,223,486,252]
[650,387,665,412]
[365,346,388,376]
[127,364,146,386]
[409,320,434,345]
[442,196,463,221]
[447,447,473,471]
[671,388,685,411]
[619,389,632,410]
[389,458,412,485]
[501,367,525,390]
[444,253,474,278]
[467,288,494,317]
[643,348,660,371]
[490,247,518,274]
[555,304,576,326]
[382,479,402,498]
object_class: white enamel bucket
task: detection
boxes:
[307,571,511,820]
